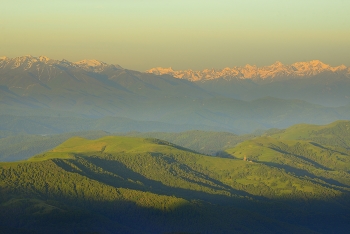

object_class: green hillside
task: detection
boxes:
[1,135,350,233]
[124,130,256,155]
[0,129,257,162]
[224,120,350,196]
[271,120,350,148]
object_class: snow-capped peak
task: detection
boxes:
[331,64,347,71]
[146,67,175,76]
[244,64,257,69]
[146,60,350,81]
[10,55,40,69]
[39,56,51,62]
[0,55,123,72]
[74,59,106,67]
[73,59,123,71]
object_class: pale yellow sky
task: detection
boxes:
[1,0,349,70]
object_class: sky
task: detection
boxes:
[1,0,350,71]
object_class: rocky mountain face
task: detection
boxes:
[0,55,123,73]
[147,60,350,81]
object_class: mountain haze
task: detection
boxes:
[1,55,350,134]
[148,61,350,106]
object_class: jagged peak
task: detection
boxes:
[336,64,347,70]
[10,55,54,63]
[151,67,174,71]
[147,60,349,81]
[309,59,324,64]
[0,55,123,71]
[292,60,328,67]
[39,55,51,62]
[310,60,329,68]
[146,67,175,75]
[244,64,256,68]
[292,60,331,73]
[73,59,123,70]
[74,59,106,67]
[14,55,34,60]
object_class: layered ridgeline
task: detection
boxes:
[3,118,345,162]
[0,55,209,117]
[1,122,350,233]
[0,129,257,162]
[1,56,350,134]
[147,60,350,106]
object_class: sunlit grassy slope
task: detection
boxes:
[49,136,181,154]
[0,130,111,162]
[124,130,256,155]
[1,132,350,233]
[27,135,347,198]
[0,130,257,162]
[272,120,350,146]
[225,120,350,191]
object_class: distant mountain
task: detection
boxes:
[197,74,350,106]
[0,114,231,138]
[147,60,350,81]
[0,55,123,72]
[1,55,350,133]
[0,55,210,117]
[147,61,350,106]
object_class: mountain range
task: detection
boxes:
[148,60,350,107]
[0,55,123,72]
[147,60,350,81]
[1,55,350,134]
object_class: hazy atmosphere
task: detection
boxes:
[1,1,350,234]
[2,0,350,70]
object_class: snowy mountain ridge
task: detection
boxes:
[146,60,350,81]
[1,56,349,81]
[0,55,123,72]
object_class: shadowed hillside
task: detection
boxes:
[1,134,349,233]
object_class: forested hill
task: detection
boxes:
[1,135,350,233]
